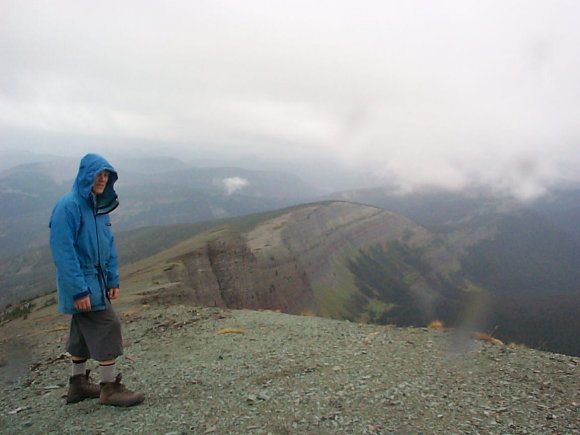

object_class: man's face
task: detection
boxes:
[92,170,109,195]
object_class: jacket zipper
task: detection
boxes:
[92,194,109,301]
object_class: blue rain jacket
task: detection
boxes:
[49,153,120,314]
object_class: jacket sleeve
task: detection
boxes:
[49,201,89,301]
[106,234,120,288]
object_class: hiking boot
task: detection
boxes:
[99,373,145,407]
[67,369,101,404]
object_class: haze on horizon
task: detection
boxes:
[2,1,580,198]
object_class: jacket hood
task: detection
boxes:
[73,153,119,215]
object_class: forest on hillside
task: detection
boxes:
[346,240,580,356]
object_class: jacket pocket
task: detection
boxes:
[83,269,105,308]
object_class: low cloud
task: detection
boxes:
[1,1,580,197]
[222,177,249,195]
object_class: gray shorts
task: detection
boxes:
[66,301,123,361]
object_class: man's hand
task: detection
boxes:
[108,287,120,300]
[74,295,91,312]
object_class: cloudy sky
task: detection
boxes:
[2,0,580,197]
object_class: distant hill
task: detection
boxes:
[325,186,580,241]
[0,149,63,172]
[528,187,580,241]
[0,156,320,259]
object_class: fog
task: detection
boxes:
[2,1,580,197]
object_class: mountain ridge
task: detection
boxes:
[2,198,579,356]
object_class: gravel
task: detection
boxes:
[1,304,579,434]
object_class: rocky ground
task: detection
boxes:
[1,299,579,434]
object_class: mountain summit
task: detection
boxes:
[1,298,578,433]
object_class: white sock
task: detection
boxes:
[71,359,87,377]
[99,363,116,383]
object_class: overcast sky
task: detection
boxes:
[2,1,580,197]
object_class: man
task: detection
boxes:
[49,153,144,407]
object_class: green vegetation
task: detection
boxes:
[360,299,395,324]
[310,243,365,320]
[41,295,57,308]
[1,301,35,323]
[346,241,466,327]
[312,262,357,319]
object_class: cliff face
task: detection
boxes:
[161,232,314,314]
[148,202,430,317]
